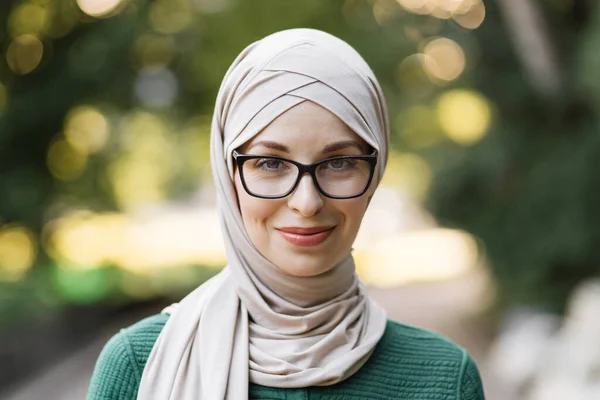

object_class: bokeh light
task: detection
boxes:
[396,0,430,16]
[437,89,492,145]
[179,116,212,179]
[423,37,466,82]
[395,0,485,29]
[395,105,443,149]
[64,106,111,154]
[134,67,178,108]
[108,111,175,208]
[47,139,88,181]
[382,152,432,199]
[132,34,177,69]
[396,53,437,92]
[355,228,479,287]
[148,0,193,34]
[7,2,50,38]
[46,209,227,273]
[46,1,79,38]
[372,0,400,26]
[46,211,127,268]
[6,35,44,75]
[452,0,485,29]
[0,224,37,281]
[76,0,125,18]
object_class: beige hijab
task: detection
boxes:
[137,28,390,399]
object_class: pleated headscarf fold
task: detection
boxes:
[137,28,390,400]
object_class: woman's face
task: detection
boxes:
[233,101,376,277]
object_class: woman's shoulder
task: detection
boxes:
[87,313,170,400]
[118,312,170,363]
[343,319,485,399]
[380,318,468,356]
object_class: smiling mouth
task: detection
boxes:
[276,226,336,247]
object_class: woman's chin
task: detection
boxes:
[265,232,346,277]
[273,256,335,277]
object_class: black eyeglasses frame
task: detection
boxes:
[232,149,378,200]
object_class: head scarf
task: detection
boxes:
[137,28,390,399]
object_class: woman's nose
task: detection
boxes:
[287,174,324,217]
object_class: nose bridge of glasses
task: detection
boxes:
[287,172,324,212]
[295,166,321,194]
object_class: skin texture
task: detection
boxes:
[233,100,376,277]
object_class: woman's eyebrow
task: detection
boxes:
[322,140,363,153]
[246,141,289,153]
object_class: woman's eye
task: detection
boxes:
[327,159,356,170]
[256,159,284,170]
[330,159,345,169]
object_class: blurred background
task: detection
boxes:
[1,0,600,399]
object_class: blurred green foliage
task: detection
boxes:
[428,0,600,312]
[0,0,599,320]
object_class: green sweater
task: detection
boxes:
[88,313,485,399]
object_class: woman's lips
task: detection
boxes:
[276,226,335,247]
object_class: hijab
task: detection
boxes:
[137,28,390,399]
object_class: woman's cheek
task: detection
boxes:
[340,197,369,222]
[238,195,282,247]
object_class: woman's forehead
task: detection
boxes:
[239,101,369,152]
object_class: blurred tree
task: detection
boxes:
[427,0,600,312]
[0,0,142,229]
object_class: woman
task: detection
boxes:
[88,28,485,399]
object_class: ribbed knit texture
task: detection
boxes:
[87,314,485,400]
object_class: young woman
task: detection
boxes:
[88,28,485,400]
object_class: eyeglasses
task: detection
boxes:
[232,150,378,199]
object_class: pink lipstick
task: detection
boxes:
[276,226,335,247]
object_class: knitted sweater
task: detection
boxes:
[87,313,485,399]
